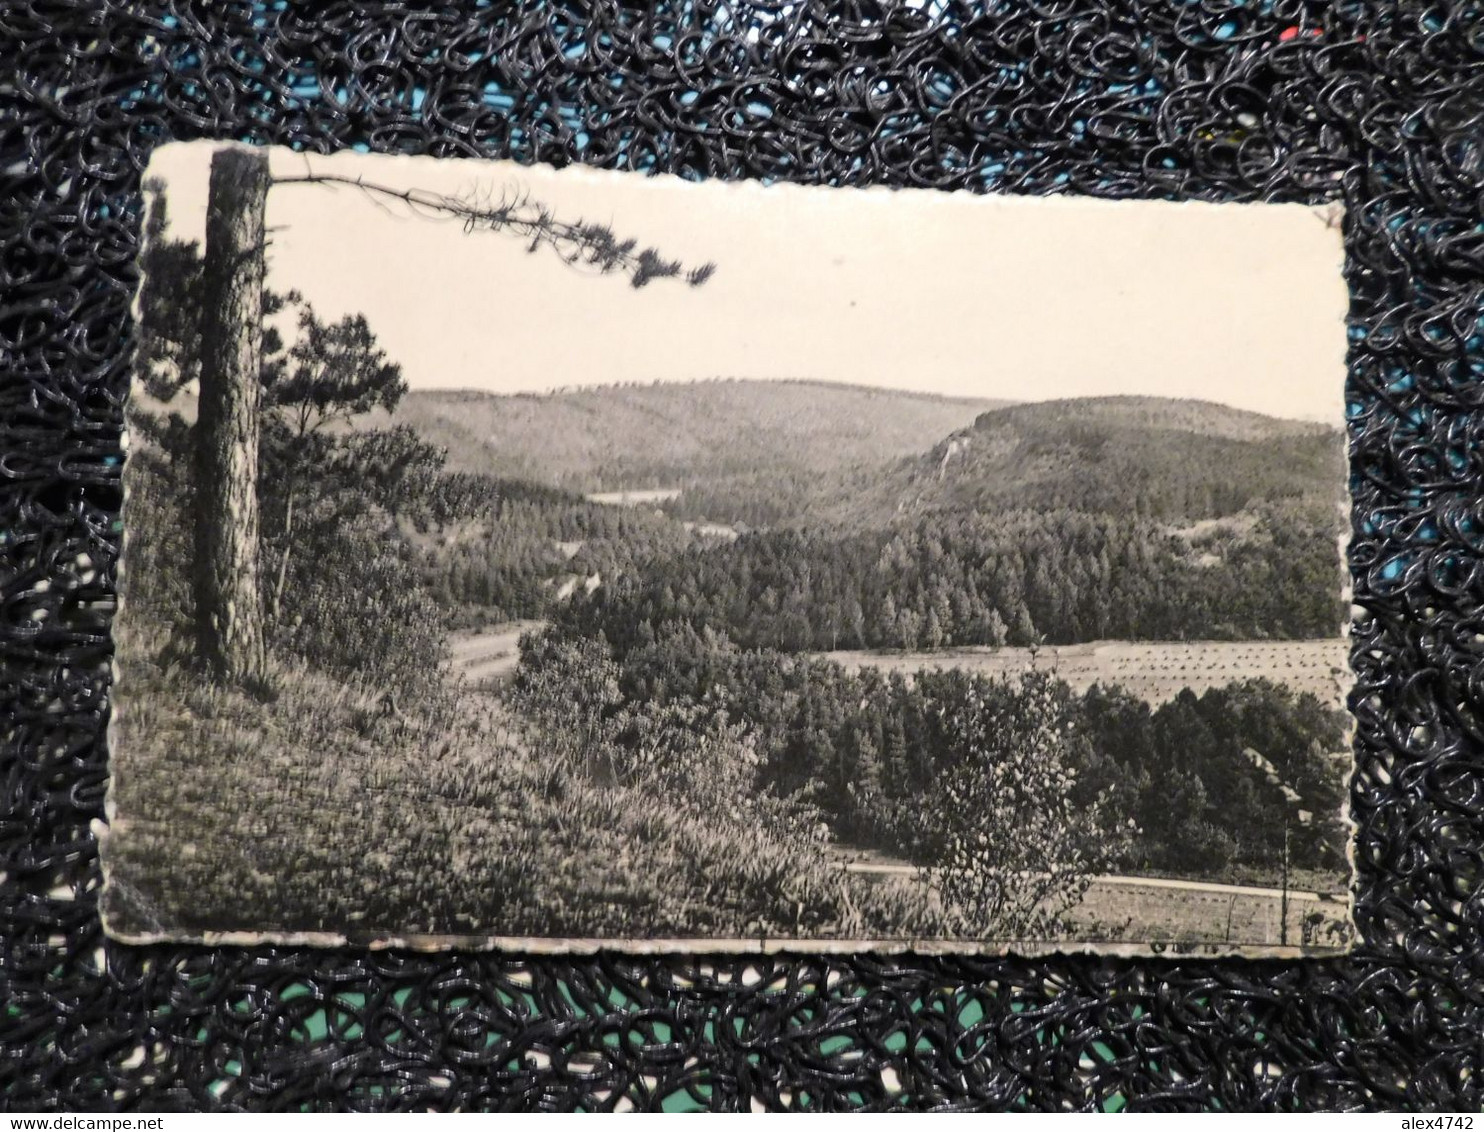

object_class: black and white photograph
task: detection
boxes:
[104,141,1354,955]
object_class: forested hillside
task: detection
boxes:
[381,388,1344,537]
[387,385,1350,889]
[406,472,696,626]
[561,506,1343,651]
[505,390,1352,887]
[844,396,1344,525]
[401,391,1346,644]
[360,379,1002,524]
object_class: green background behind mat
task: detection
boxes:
[2,0,1480,1111]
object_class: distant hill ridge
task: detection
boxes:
[430,376,999,408]
[378,378,1008,491]
[872,394,1345,523]
[969,395,1332,442]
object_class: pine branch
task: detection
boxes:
[272,172,717,288]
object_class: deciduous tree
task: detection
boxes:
[922,671,1114,938]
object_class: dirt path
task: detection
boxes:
[844,856,1331,900]
[449,620,546,688]
[833,845,1349,947]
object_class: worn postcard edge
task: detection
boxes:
[99,141,1361,958]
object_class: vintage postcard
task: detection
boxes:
[103,141,1355,956]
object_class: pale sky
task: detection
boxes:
[146,142,1350,423]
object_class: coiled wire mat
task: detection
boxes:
[3,0,1482,1112]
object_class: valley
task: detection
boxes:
[125,372,1355,945]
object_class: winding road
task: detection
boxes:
[449,620,544,688]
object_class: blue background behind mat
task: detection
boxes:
[2,0,1481,1111]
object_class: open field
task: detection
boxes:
[821,638,1350,707]
[682,520,740,541]
[1066,874,1351,949]
[585,488,681,506]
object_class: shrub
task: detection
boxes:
[272,509,448,702]
[922,670,1120,939]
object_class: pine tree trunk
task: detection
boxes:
[193,148,270,684]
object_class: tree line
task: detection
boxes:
[554,507,1343,656]
[530,619,1349,883]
